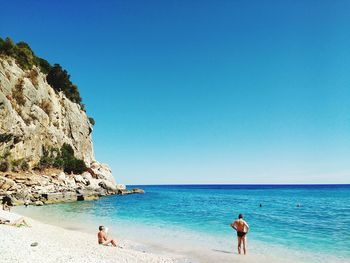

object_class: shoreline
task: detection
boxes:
[3,207,330,263]
[3,207,349,263]
[0,210,188,263]
[4,208,292,263]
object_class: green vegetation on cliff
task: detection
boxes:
[0,37,51,73]
[0,37,85,110]
[46,64,83,105]
[88,117,95,126]
[39,143,86,174]
[0,149,29,172]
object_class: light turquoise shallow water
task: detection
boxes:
[15,185,350,262]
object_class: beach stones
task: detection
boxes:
[34,201,44,206]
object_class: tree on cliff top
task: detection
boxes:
[46,64,83,105]
[0,37,84,110]
[0,37,51,73]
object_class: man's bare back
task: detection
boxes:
[230,214,249,255]
[233,219,247,233]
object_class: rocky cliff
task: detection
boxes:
[0,53,124,205]
[0,57,93,165]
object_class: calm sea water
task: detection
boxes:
[15,185,350,262]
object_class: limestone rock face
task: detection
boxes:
[74,174,85,184]
[0,57,93,165]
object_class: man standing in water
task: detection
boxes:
[230,214,250,255]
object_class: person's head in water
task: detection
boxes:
[238,214,243,219]
[99,225,104,231]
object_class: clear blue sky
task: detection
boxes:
[1,0,350,184]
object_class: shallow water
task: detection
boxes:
[15,185,350,262]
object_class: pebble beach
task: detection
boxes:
[0,213,185,263]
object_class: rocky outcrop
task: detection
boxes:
[0,160,126,205]
[118,188,145,195]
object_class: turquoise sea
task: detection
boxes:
[15,185,350,262]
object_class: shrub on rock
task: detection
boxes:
[38,143,86,174]
[64,158,86,174]
[0,160,9,172]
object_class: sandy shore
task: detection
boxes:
[0,212,188,263]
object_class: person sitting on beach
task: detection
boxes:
[2,196,13,211]
[0,209,30,227]
[97,225,117,247]
[230,213,250,255]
